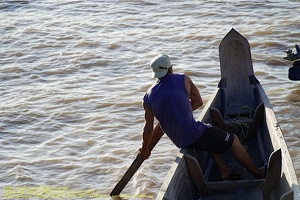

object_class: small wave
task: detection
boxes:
[0,0,29,11]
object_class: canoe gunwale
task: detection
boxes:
[256,84,300,198]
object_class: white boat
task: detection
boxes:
[156,29,300,200]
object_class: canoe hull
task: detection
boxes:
[156,29,299,200]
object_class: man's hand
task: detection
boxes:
[139,147,151,159]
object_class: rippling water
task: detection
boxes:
[1,0,300,199]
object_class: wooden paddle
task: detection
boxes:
[110,125,164,197]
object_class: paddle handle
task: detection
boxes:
[110,125,164,196]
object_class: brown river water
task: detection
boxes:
[0,0,299,199]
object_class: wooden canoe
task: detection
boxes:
[156,29,300,200]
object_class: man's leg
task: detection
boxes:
[230,134,264,179]
[209,153,237,180]
[187,126,263,179]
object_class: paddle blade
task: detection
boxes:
[110,154,144,197]
[110,125,164,196]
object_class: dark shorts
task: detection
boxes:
[187,126,234,154]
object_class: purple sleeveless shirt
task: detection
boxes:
[143,74,207,148]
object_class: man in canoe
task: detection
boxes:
[139,54,264,180]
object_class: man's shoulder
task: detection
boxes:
[172,73,185,76]
[170,73,185,78]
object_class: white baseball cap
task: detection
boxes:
[150,54,172,78]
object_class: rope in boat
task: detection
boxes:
[226,105,255,142]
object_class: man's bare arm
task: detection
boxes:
[140,102,154,159]
[184,75,203,110]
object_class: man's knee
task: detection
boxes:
[231,134,241,148]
